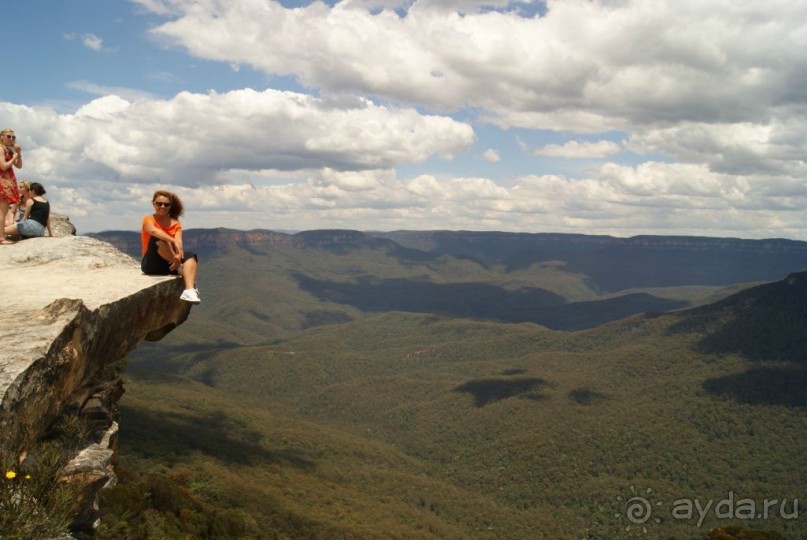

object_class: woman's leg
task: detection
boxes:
[156,240,175,263]
[0,202,8,239]
[2,216,16,243]
[181,257,198,290]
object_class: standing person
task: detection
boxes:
[140,190,201,304]
[4,182,52,239]
[0,129,21,235]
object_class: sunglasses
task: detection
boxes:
[4,135,15,140]
[154,201,171,207]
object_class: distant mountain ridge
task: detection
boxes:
[93,228,807,255]
[373,230,807,291]
[93,228,395,258]
[665,269,807,409]
[672,268,807,364]
[94,228,807,292]
[375,230,807,253]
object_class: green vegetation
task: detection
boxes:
[701,526,788,539]
[98,470,260,539]
[97,231,805,538]
[0,416,88,539]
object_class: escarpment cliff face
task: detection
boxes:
[0,235,193,535]
[93,228,382,258]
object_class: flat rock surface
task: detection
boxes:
[0,236,178,398]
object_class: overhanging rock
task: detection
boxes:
[0,235,193,535]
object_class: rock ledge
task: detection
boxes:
[0,235,193,535]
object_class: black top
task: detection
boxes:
[29,199,50,227]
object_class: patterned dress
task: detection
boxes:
[0,148,20,204]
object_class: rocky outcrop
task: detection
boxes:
[50,212,78,237]
[0,235,193,536]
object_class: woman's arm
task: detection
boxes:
[143,218,179,246]
[12,146,21,168]
[21,199,33,221]
[46,214,53,237]
[0,151,15,171]
[144,218,183,269]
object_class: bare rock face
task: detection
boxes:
[0,235,193,535]
[51,212,77,237]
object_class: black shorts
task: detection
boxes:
[141,236,198,275]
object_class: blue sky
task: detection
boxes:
[7,1,274,104]
[2,0,806,238]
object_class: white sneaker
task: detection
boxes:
[180,288,201,304]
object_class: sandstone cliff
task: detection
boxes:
[0,234,193,535]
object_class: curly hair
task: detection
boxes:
[152,190,185,219]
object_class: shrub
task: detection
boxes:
[0,442,79,540]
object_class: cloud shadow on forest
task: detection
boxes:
[119,405,316,470]
[454,377,549,407]
[568,388,609,405]
[293,273,687,330]
[702,366,807,409]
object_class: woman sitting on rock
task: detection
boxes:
[140,190,201,304]
[4,182,52,240]
[13,179,31,222]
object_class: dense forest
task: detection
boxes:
[87,230,806,538]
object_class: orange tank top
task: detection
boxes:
[141,215,181,255]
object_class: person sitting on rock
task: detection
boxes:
[12,179,31,223]
[3,182,52,241]
[140,190,201,304]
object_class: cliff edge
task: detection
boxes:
[0,235,193,535]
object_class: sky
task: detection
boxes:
[3,0,806,238]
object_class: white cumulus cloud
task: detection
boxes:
[12,89,473,188]
[82,34,103,51]
[11,0,807,240]
[481,148,501,162]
